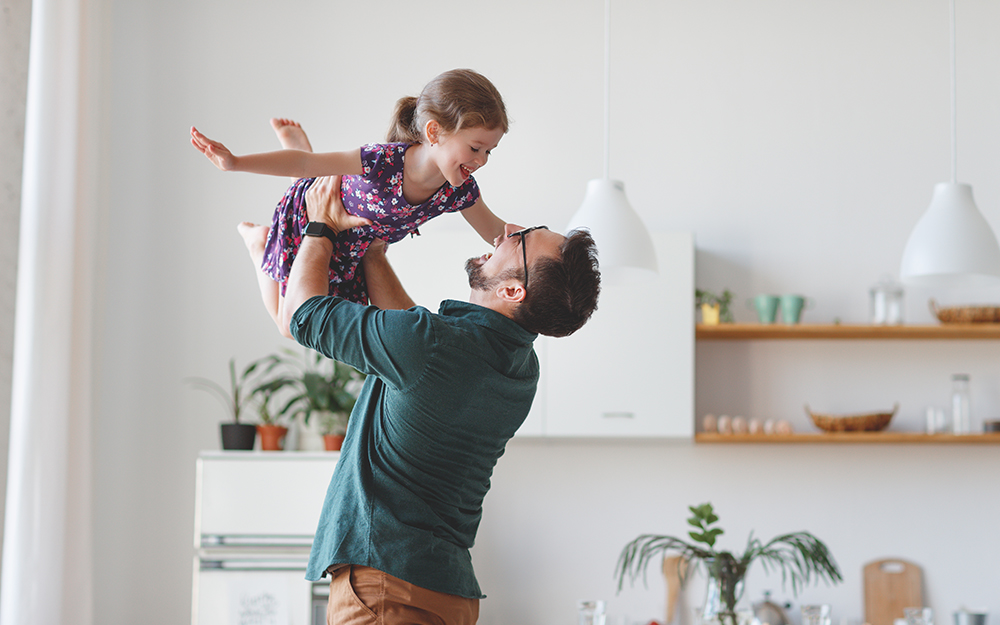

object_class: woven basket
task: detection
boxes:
[930,299,1000,324]
[806,404,898,432]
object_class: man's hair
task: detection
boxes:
[513,229,601,337]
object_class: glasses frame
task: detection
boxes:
[506,225,549,291]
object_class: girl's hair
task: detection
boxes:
[386,69,509,143]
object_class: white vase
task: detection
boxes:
[295,413,325,451]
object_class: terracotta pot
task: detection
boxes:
[256,424,288,451]
[220,423,256,450]
[323,434,345,451]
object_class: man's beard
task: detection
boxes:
[465,257,493,291]
[465,257,521,292]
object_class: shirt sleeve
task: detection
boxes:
[289,295,435,390]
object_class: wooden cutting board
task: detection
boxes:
[662,556,688,625]
[864,559,923,625]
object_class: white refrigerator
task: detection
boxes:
[192,451,339,625]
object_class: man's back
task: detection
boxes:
[291,296,538,599]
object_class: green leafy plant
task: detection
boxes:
[695,289,734,323]
[317,410,350,436]
[251,371,298,425]
[186,356,283,424]
[273,348,364,426]
[616,503,842,624]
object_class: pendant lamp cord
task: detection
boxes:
[950,0,957,183]
[603,0,611,181]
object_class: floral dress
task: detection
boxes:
[261,143,480,304]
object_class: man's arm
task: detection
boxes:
[280,176,371,335]
[363,239,416,310]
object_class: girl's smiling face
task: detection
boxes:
[429,124,504,187]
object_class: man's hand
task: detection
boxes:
[366,238,388,257]
[304,176,372,234]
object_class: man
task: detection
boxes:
[281,175,600,624]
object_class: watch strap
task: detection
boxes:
[304,221,337,243]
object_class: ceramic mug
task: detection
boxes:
[780,294,814,324]
[747,294,780,324]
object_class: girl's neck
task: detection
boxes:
[401,143,446,205]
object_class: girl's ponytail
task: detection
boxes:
[386,96,421,143]
[385,69,508,145]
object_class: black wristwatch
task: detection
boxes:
[303,221,337,243]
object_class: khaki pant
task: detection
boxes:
[327,565,479,625]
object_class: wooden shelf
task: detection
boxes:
[696,323,1000,340]
[695,432,1000,444]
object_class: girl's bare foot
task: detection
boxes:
[237,221,269,263]
[270,118,313,152]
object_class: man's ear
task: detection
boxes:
[495,280,525,304]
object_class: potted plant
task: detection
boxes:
[250,371,297,451]
[317,411,350,451]
[275,348,364,451]
[616,503,842,625]
[696,289,734,325]
[186,356,282,450]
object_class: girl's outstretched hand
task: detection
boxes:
[190,126,237,171]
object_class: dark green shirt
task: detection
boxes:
[293,296,539,598]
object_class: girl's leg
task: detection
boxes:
[269,118,315,327]
[271,118,313,184]
[237,221,290,337]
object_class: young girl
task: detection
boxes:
[190,68,508,332]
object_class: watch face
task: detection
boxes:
[305,222,333,240]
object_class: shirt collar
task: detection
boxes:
[437,300,537,345]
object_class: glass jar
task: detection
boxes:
[578,600,606,625]
[952,374,971,434]
[870,278,904,325]
[701,555,749,625]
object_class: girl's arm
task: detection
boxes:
[190,126,363,178]
[461,198,506,244]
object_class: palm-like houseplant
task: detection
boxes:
[249,362,302,450]
[274,348,364,450]
[616,503,842,625]
[186,355,284,450]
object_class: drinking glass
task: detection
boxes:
[803,605,832,625]
[906,607,934,625]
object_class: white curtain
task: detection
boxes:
[0,0,103,622]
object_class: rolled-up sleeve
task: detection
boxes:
[290,295,435,391]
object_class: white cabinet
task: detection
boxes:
[192,452,339,625]
[196,451,337,540]
[540,232,693,437]
[387,227,694,438]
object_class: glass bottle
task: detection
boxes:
[951,374,971,434]
[578,600,606,625]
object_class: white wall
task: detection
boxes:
[92,1,1000,624]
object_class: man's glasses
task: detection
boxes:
[506,225,549,291]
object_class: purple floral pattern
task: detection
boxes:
[260,143,480,304]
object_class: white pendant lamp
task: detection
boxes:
[900,0,1000,287]
[566,0,657,276]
